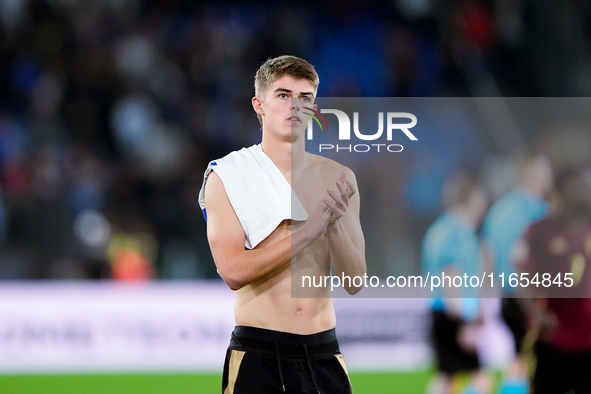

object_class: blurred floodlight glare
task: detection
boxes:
[110,94,158,154]
[73,209,111,248]
[0,0,25,31]
[31,72,64,116]
[114,35,156,80]
[395,0,432,19]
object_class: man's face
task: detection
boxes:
[253,75,316,142]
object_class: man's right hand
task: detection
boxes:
[302,199,334,241]
[302,172,357,241]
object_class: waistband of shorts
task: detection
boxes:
[230,326,339,358]
[233,326,337,345]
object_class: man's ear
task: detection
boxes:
[252,96,264,116]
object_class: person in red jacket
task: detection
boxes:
[516,167,591,394]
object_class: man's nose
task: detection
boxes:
[291,97,300,111]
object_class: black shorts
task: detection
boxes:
[501,297,527,353]
[533,341,591,394]
[222,326,352,394]
[430,310,480,376]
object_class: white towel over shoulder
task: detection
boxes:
[198,144,308,249]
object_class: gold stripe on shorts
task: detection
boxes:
[224,350,246,394]
[335,353,351,383]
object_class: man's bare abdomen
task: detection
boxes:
[233,220,337,334]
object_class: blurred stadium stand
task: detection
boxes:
[1,0,591,280]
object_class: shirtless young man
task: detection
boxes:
[199,56,366,393]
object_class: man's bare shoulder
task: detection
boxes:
[305,152,356,181]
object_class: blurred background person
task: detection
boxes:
[1,1,591,393]
[480,152,553,394]
[0,185,6,242]
[422,170,491,394]
[516,167,591,394]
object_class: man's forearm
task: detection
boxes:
[220,225,318,290]
[327,220,366,294]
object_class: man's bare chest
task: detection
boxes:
[291,171,336,215]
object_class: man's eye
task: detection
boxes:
[301,96,309,102]
[279,93,288,99]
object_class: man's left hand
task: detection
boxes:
[323,171,356,223]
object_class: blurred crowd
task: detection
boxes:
[421,153,591,393]
[1,0,591,280]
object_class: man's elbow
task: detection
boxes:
[219,267,249,291]
[346,269,366,295]
[225,279,245,291]
[341,262,366,295]
[345,284,363,295]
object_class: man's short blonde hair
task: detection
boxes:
[254,55,319,98]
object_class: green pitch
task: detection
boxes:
[0,371,431,394]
